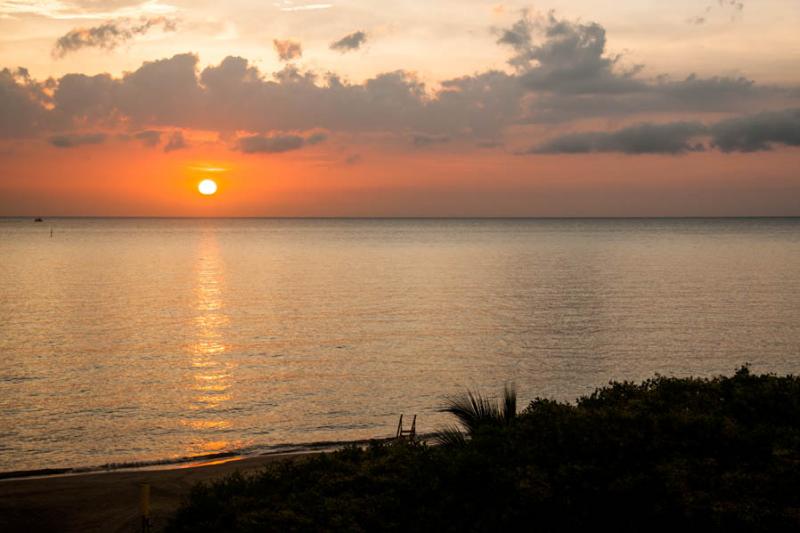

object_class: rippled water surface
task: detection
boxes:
[1,218,799,471]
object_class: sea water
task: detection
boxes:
[1,218,799,471]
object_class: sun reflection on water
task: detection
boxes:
[185,230,234,452]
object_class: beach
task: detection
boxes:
[0,451,317,532]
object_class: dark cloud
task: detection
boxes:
[0,68,48,138]
[52,73,115,128]
[49,132,107,148]
[711,108,800,152]
[330,31,367,52]
[344,153,362,164]
[530,109,800,154]
[164,131,187,152]
[499,12,644,94]
[237,132,326,153]
[531,122,706,154]
[134,130,160,147]
[114,53,203,127]
[273,39,302,62]
[52,17,177,58]
[500,13,781,123]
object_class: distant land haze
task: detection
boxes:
[1,218,799,472]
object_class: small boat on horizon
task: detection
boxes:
[34,217,43,222]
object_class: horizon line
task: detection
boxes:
[2,215,800,220]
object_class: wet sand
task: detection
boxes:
[0,452,318,532]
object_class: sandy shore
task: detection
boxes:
[0,451,318,532]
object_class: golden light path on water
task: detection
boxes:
[185,229,234,455]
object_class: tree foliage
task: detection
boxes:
[167,368,800,532]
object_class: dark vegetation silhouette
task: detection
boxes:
[436,383,516,446]
[167,367,800,532]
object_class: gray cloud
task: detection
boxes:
[499,12,644,95]
[532,122,706,154]
[53,17,177,58]
[500,13,782,123]
[164,131,187,152]
[0,68,48,138]
[530,109,800,154]
[330,31,367,52]
[411,133,450,147]
[49,132,108,148]
[115,53,204,127]
[711,108,800,152]
[273,39,302,62]
[237,132,326,153]
[134,130,160,147]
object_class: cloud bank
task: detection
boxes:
[531,109,800,154]
[1,11,798,157]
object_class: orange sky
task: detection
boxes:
[0,1,799,216]
[2,138,798,217]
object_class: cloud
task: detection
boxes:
[273,39,302,61]
[499,12,644,94]
[276,2,333,12]
[0,68,48,138]
[52,17,177,58]
[498,13,780,123]
[710,108,800,152]
[344,153,362,164]
[530,109,800,154]
[411,133,450,147]
[49,132,108,148]
[0,0,177,20]
[134,129,160,146]
[1,10,799,157]
[688,1,743,26]
[237,131,326,153]
[114,53,203,126]
[330,31,367,52]
[163,130,187,152]
[531,122,706,154]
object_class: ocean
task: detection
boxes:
[1,218,799,472]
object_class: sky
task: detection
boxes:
[0,0,799,216]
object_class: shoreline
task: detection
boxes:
[0,435,403,483]
[0,448,327,532]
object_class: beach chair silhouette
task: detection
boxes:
[395,414,416,440]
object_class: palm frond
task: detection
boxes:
[433,426,468,447]
[501,383,517,424]
[441,390,500,434]
[440,385,518,436]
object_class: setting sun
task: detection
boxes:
[198,179,218,196]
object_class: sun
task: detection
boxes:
[198,179,218,196]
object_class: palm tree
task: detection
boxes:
[436,384,517,445]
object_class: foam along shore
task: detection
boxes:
[0,449,322,533]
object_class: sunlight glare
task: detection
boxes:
[198,179,218,196]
